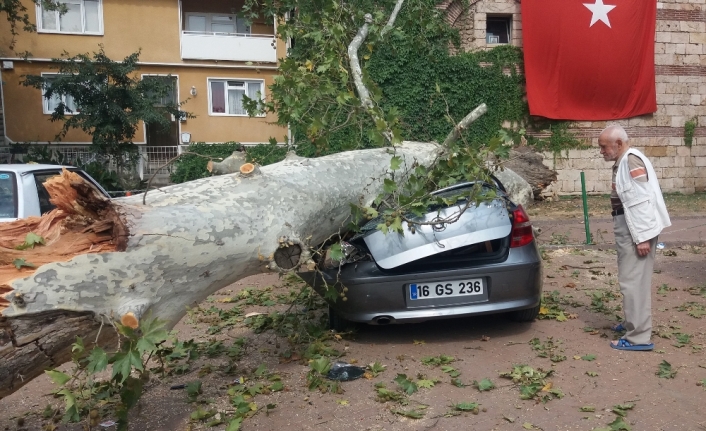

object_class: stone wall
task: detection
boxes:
[439,0,706,194]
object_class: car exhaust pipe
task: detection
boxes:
[375,316,393,325]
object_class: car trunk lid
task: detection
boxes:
[361,196,511,269]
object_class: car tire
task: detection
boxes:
[509,304,540,322]
[328,306,353,332]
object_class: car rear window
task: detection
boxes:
[0,171,18,218]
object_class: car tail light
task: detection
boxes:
[510,205,534,248]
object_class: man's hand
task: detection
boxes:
[636,241,651,256]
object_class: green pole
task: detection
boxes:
[580,171,592,244]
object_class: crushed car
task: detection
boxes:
[299,180,543,330]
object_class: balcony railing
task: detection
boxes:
[181,31,277,63]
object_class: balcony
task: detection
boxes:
[181,31,277,63]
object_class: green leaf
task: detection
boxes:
[248,383,264,396]
[416,379,435,389]
[472,378,495,391]
[388,216,403,234]
[45,370,71,386]
[367,361,386,377]
[383,178,397,193]
[111,349,143,383]
[607,415,632,430]
[586,371,599,377]
[390,156,402,171]
[119,377,144,411]
[310,357,331,375]
[15,232,46,250]
[226,417,243,431]
[612,403,634,415]
[186,380,202,400]
[451,378,466,387]
[581,354,597,361]
[57,388,77,410]
[657,360,677,379]
[453,402,479,411]
[394,374,418,395]
[254,363,268,376]
[13,258,36,269]
[190,406,215,420]
[580,406,596,412]
[86,347,109,374]
[269,381,284,392]
[328,243,344,262]
[136,315,168,354]
[441,366,460,377]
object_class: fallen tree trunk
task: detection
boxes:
[502,147,557,200]
[0,142,441,397]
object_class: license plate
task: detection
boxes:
[409,279,484,300]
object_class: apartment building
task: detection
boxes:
[0,0,287,173]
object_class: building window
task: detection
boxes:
[486,16,511,44]
[184,13,250,35]
[38,0,103,34]
[42,74,78,114]
[208,79,264,116]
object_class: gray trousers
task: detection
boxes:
[614,214,658,345]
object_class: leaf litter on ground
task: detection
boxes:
[656,360,677,379]
[499,365,563,403]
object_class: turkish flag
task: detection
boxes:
[522,0,657,120]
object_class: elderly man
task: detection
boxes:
[597,125,671,351]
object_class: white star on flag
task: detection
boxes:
[583,0,617,28]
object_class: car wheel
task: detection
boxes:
[509,304,540,322]
[328,306,353,332]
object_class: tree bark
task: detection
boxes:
[502,147,557,199]
[0,142,442,398]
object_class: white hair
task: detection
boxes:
[600,124,629,143]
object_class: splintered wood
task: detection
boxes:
[0,169,127,311]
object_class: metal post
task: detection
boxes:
[580,171,592,244]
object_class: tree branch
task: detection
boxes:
[348,13,374,109]
[381,0,405,37]
[441,103,488,147]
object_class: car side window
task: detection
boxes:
[0,172,17,218]
[33,171,62,215]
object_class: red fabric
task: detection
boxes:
[521,0,657,120]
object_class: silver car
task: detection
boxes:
[300,181,543,330]
[0,164,110,223]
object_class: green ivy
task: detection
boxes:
[684,117,697,148]
[368,44,527,147]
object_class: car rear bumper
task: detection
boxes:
[300,242,542,324]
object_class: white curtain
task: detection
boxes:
[228,88,245,115]
[41,7,57,30]
[84,0,100,32]
[59,2,82,32]
[247,82,261,101]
